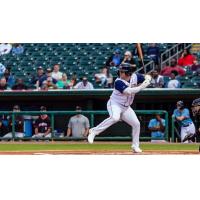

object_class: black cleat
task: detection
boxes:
[182,133,195,143]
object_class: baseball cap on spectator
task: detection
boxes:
[40,106,47,111]
[114,49,121,54]
[46,68,52,73]
[13,105,20,110]
[37,66,43,70]
[76,106,82,111]
[82,77,88,81]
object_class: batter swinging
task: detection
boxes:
[88,63,151,153]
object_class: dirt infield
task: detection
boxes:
[0,150,198,155]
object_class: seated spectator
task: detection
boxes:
[32,106,51,139]
[12,78,28,90]
[4,68,15,88]
[11,44,24,55]
[38,68,57,87]
[0,62,6,78]
[41,77,57,90]
[3,105,24,139]
[56,73,72,89]
[95,67,113,88]
[191,60,200,71]
[178,48,196,67]
[147,43,160,65]
[51,64,63,81]
[0,43,12,55]
[0,77,10,90]
[31,66,45,87]
[106,49,122,67]
[160,59,186,77]
[67,106,90,138]
[74,77,94,89]
[148,114,166,143]
[149,70,164,88]
[121,51,137,70]
[167,70,181,88]
[70,72,78,87]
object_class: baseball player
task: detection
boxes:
[173,101,196,143]
[185,97,200,142]
[88,63,151,153]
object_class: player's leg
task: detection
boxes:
[181,127,188,143]
[182,123,196,142]
[88,100,121,143]
[121,107,142,153]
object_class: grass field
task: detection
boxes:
[0,142,199,154]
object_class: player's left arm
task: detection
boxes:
[83,118,90,137]
[44,119,51,136]
[176,109,190,121]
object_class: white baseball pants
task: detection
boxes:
[32,133,51,138]
[92,100,141,148]
[181,122,195,143]
[3,132,24,138]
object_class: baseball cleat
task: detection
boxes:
[182,133,195,143]
[132,146,142,153]
[88,129,96,144]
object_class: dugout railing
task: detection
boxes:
[0,110,169,141]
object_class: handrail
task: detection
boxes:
[135,60,155,74]
[160,43,192,69]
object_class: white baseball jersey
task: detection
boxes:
[110,73,144,107]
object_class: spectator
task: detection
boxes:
[160,59,186,77]
[148,114,166,143]
[167,70,181,88]
[67,106,90,138]
[191,60,200,71]
[3,105,24,139]
[32,106,51,139]
[12,78,28,90]
[0,77,10,90]
[147,43,160,65]
[149,70,164,88]
[56,73,72,89]
[74,77,94,89]
[0,43,12,55]
[94,67,113,88]
[173,101,195,143]
[12,44,24,55]
[4,68,15,88]
[31,66,45,87]
[51,64,63,81]
[178,48,196,67]
[38,68,57,87]
[121,51,137,70]
[0,63,6,78]
[70,72,78,87]
[106,49,122,67]
[0,118,9,137]
[42,77,57,90]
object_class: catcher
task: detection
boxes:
[182,98,200,142]
[187,98,200,142]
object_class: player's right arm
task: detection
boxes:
[123,79,151,95]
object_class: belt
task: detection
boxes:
[182,122,192,127]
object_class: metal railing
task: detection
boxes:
[160,43,192,69]
[0,110,169,141]
[135,60,155,74]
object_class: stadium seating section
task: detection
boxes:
[1,43,199,88]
